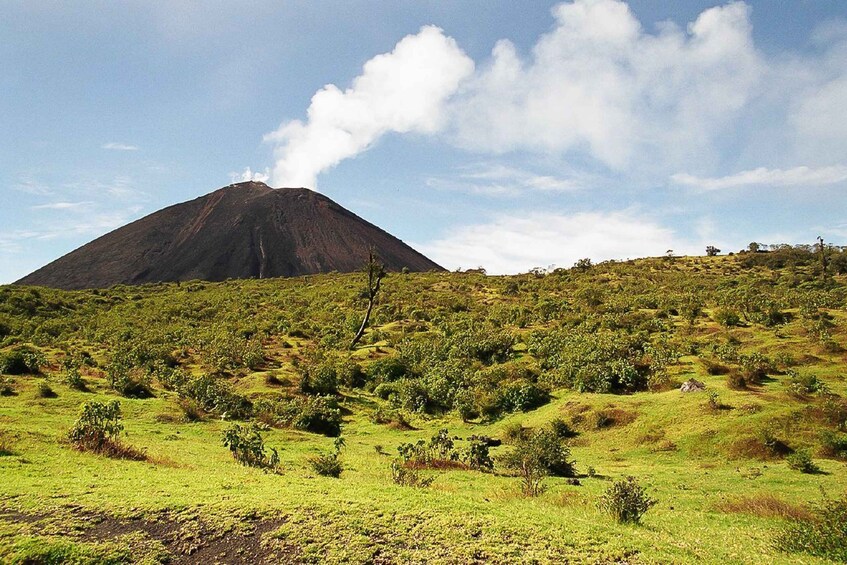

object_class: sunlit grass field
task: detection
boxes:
[1,253,846,563]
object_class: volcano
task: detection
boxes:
[16,182,443,289]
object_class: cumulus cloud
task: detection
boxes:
[264,25,474,189]
[418,211,693,274]
[230,167,270,184]
[102,142,139,151]
[426,163,583,196]
[671,165,847,190]
[451,0,761,172]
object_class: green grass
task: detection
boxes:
[1,253,846,563]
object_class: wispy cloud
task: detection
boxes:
[31,201,93,211]
[418,210,697,274]
[0,207,144,249]
[102,142,139,151]
[12,179,54,196]
[427,163,583,196]
[671,165,847,191]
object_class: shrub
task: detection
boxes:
[726,370,748,390]
[179,374,252,419]
[177,397,207,422]
[221,423,279,470]
[500,439,547,497]
[786,450,820,474]
[499,381,550,413]
[298,361,339,395]
[308,437,345,478]
[0,378,13,396]
[67,400,143,460]
[775,494,847,561]
[260,396,344,437]
[534,427,577,477]
[820,431,847,460]
[63,360,87,391]
[502,422,530,443]
[739,353,772,386]
[337,360,366,388]
[36,381,57,398]
[787,371,828,398]
[390,460,434,488]
[397,429,460,468]
[0,345,47,375]
[151,362,188,391]
[105,361,152,398]
[463,435,494,471]
[500,426,576,496]
[598,476,656,524]
[310,451,343,477]
[365,356,410,385]
[714,308,741,327]
[369,406,412,430]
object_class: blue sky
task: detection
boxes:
[3,0,847,281]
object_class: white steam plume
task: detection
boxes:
[264,25,474,189]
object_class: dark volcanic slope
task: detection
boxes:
[17,182,443,289]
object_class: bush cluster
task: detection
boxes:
[776,494,847,561]
[221,423,279,470]
[598,476,656,524]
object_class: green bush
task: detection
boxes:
[0,378,14,396]
[786,450,820,474]
[775,494,847,561]
[221,423,279,470]
[390,460,434,488]
[500,425,576,496]
[820,431,847,460]
[179,374,252,419]
[298,361,339,395]
[365,356,410,385]
[463,435,494,471]
[397,429,459,467]
[309,451,343,477]
[498,380,550,413]
[68,400,123,453]
[62,360,87,391]
[309,437,345,477]
[36,381,57,398]
[262,396,343,437]
[787,371,828,397]
[598,476,656,524]
[0,345,47,375]
[105,360,152,398]
[714,308,741,327]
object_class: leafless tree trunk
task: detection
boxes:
[350,250,385,349]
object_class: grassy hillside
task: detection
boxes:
[1,251,846,563]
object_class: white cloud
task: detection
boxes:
[230,167,270,184]
[31,201,93,211]
[264,25,474,189]
[419,210,694,274]
[450,0,761,172]
[12,179,53,196]
[426,163,583,196]
[102,142,139,151]
[671,165,847,190]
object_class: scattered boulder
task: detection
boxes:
[680,379,706,393]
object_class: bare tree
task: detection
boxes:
[350,250,385,349]
[817,236,828,280]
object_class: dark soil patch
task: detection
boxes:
[1,505,298,564]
